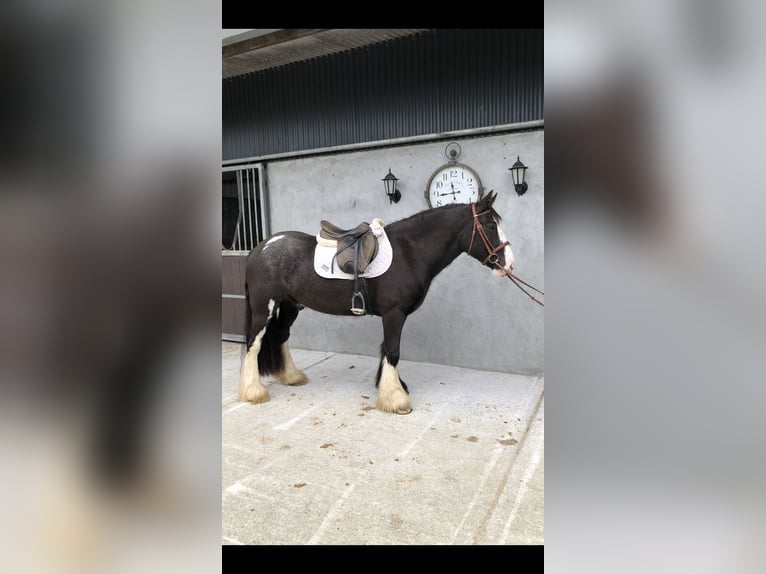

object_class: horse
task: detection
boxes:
[239,191,515,414]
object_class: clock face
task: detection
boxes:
[425,163,482,207]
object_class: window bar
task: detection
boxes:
[233,171,239,250]
[258,164,270,239]
[253,167,261,244]
[247,168,254,250]
[237,169,245,251]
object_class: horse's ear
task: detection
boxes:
[477,190,496,209]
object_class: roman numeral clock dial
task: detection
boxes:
[425,143,484,208]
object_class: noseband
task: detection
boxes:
[467,202,544,307]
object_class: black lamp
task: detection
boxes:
[383,168,401,204]
[509,156,529,196]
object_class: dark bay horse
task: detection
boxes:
[240,191,515,414]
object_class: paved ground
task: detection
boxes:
[222,341,544,545]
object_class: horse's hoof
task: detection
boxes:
[241,387,270,404]
[376,393,412,414]
[277,371,309,386]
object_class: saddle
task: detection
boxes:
[316,218,384,315]
[319,221,379,275]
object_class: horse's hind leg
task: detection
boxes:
[239,298,277,403]
[273,302,309,387]
[277,343,308,386]
[376,310,412,414]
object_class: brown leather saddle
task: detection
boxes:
[318,220,379,315]
[319,221,379,276]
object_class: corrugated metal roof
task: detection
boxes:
[223,29,428,79]
[223,29,543,160]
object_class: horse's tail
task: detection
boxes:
[244,281,253,348]
[257,303,285,376]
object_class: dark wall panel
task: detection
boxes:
[222,299,246,338]
[222,255,248,338]
[222,255,248,295]
[223,29,543,160]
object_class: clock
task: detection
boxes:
[424,142,484,208]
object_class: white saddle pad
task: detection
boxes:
[313,228,393,280]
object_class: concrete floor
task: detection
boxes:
[222,341,544,545]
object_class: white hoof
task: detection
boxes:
[277,343,309,386]
[277,370,308,386]
[376,358,412,414]
[376,387,412,414]
[240,381,270,404]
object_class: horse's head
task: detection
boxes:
[467,191,515,277]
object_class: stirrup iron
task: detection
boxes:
[351,291,366,316]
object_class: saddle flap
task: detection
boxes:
[335,231,378,274]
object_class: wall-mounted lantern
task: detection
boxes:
[509,156,529,196]
[383,168,401,204]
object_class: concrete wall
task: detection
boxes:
[265,129,543,375]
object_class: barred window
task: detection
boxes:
[222,164,269,252]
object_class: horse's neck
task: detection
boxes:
[390,206,469,276]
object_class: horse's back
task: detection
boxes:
[249,230,313,259]
[245,231,310,280]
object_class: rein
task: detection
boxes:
[469,203,545,307]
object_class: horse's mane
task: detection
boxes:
[386,202,501,231]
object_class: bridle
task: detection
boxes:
[468,202,544,307]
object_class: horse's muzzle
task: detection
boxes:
[492,251,514,277]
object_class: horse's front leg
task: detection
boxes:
[376,310,412,414]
